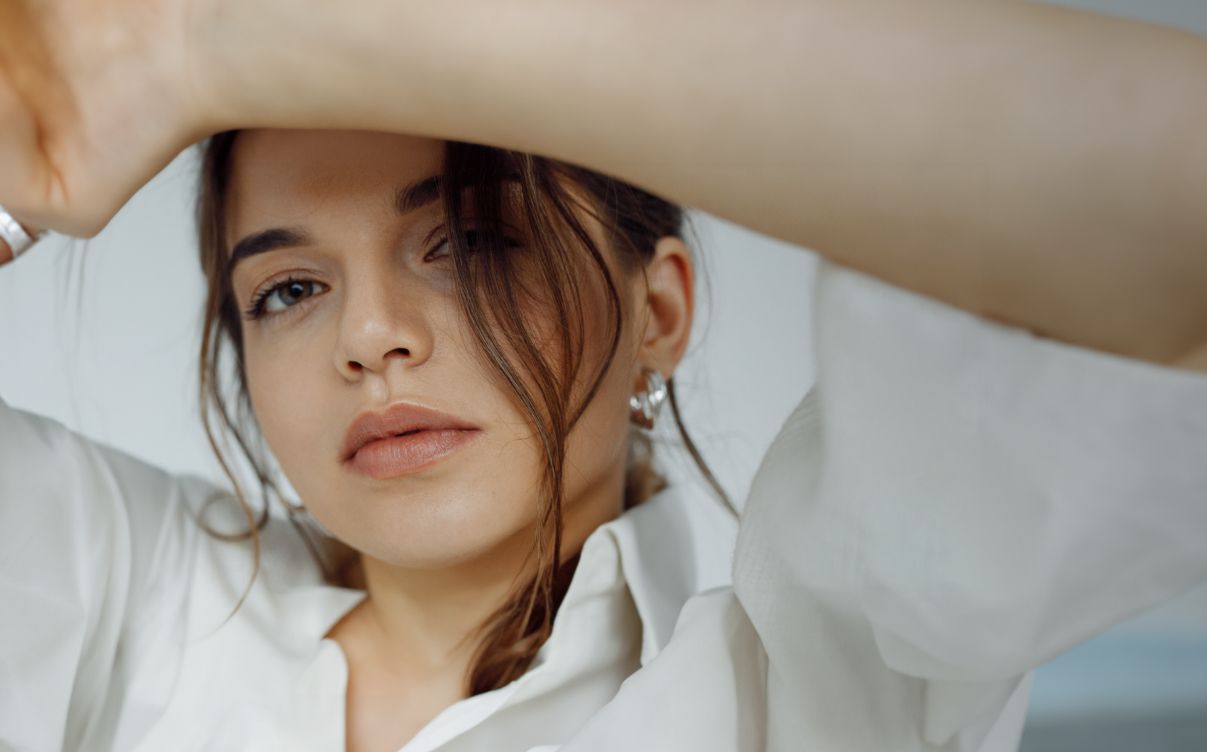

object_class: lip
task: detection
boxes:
[340,402,480,478]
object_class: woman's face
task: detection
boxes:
[224,130,671,573]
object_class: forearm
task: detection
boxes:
[193,0,1207,364]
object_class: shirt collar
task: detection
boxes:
[283,482,709,665]
[269,483,719,751]
[599,483,707,666]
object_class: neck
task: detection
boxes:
[354,523,535,683]
[334,472,627,690]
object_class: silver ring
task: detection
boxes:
[0,204,43,260]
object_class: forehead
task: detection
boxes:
[226,129,446,243]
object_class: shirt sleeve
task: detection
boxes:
[732,260,1207,751]
[0,396,214,750]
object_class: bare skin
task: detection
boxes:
[3,0,1206,365]
[191,0,1207,367]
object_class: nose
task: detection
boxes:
[333,270,434,381]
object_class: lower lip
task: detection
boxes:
[345,429,480,479]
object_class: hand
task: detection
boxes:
[0,0,211,262]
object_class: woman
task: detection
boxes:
[3,0,1207,750]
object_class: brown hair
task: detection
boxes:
[194,133,732,695]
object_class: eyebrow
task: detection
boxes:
[226,174,444,276]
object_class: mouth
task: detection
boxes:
[344,427,481,480]
[340,401,481,479]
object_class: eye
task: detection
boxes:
[424,229,519,262]
[244,277,328,320]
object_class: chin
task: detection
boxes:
[312,487,536,570]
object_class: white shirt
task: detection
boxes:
[3,260,1207,751]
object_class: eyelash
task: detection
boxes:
[243,276,325,321]
[424,229,519,261]
[241,229,519,321]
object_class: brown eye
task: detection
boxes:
[245,278,328,320]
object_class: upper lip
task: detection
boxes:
[340,402,479,461]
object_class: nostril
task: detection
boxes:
[344,348,411,374]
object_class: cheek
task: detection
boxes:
[243,332,329,474]
[562,398,628,509]
[560,315,645,508]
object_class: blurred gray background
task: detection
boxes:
[0,1,1204,749]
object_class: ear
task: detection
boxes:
[633,235,694,386]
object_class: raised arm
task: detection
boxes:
[188,0,1207,366]
[3,0,1206,364]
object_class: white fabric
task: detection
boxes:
[3,259,1207,751]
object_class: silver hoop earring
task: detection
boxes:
[629,369,668,429]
